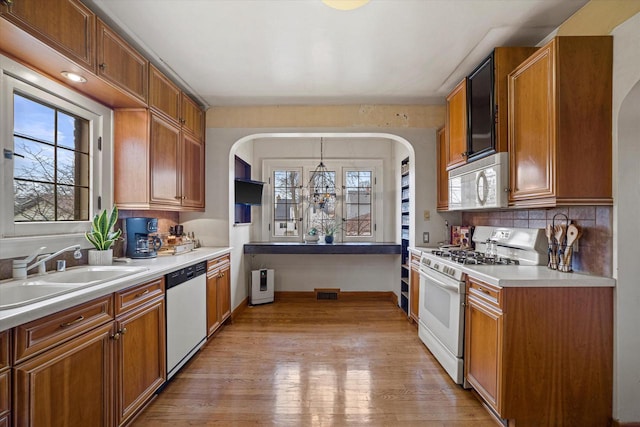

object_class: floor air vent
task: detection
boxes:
[315,288,340,300]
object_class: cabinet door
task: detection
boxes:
[206,271,220,337]
[150,113,182,206]
[409,264,420,323]
[149,65,181,124]
[0,0,95,70]
[181,94,204,139]
[465,295,503,414]
[115,298,165,426]
[0,370,8,423]
[96,19,148,103]
[446,79,467,170]
[13,322,114,427]
[217,265,231,323]
[436,127,448,210]
[508,43,555,202]
[181,132,205,209]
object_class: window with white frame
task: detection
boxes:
[264,160,381,242]
[272,169,302,237]
[0,55,112,251]
[343,169,373,237]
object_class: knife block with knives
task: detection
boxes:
[546,214,582,272]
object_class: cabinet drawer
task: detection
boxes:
[207,254,230,274]
[0,330,8,370]
[115,278,165,316]
[0,370,8,418]
[13,295,113,364]
[468,278,502,309]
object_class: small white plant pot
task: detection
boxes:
[88,249,113,265]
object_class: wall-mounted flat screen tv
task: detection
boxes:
[467,51,495,161]
[234,179,264,205]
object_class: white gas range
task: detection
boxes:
[417,226,548,385]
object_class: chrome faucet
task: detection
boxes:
[12,245,82,279]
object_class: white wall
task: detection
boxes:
[612,11,640,423]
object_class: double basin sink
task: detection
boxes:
[0,265,148,310]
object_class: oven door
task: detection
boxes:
[418,268,465,358]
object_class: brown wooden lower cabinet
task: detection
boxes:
[465,277,613,427]
[0,370,9,426]
[9,277,168,427]
[206,254,231,336]
[114,296,165,426]
[13,322,114,427]
[409,253,420,323]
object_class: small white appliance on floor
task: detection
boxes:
[251,269,274,305]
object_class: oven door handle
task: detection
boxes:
[419,270,461,292]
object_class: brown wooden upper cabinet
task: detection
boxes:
[508,36,613,207]
[96,18,148,104]
[0,0,96,70]
[445,79,467,170]
[181,93,204,139]
[149,65,205,139]
[149,64,181,124]
[436,127,448,211]
[114,109,205,211]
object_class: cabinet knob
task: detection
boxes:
[99,63,107,70]
[119,327,128,335]
[1,0,14,6]
[111,332,121,340]
[504,188,511,192]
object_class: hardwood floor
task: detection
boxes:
[132,295,496,426]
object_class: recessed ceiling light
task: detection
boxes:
[323,0,370,11]
[60,71,87,83]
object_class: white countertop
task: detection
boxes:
[409,246,615,288]
[0,247,231,332]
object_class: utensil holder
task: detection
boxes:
[548,213,570,272]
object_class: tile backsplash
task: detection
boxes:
[462,206,613,277]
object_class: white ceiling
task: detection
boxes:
[86,0,588,107]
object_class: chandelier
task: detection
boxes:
[307,138,336,210]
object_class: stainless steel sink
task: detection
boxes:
[0,265,148,310]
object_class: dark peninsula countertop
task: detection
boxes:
[243,242,401,255]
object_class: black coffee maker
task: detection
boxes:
[125,217,162,258]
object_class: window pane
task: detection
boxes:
[13,92,91,222]
[14,94,55,143]
[273,170,301,237]
[14,181,55,221]
[344,170,372,237]
[57,110,90,152]
[57,148,89,187]
[57,185,89,221]
[13,137,55,182]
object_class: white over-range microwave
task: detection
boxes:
[448,152,509,210]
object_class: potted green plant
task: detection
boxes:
[304,227,319,244]
[85,204,122,265]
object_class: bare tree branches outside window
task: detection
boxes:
[13,93,90,222]
[344,171,372,236]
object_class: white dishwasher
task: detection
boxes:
[165,261,207,380]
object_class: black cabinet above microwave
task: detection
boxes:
[465,47,538,162]
[467,53,495,161]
